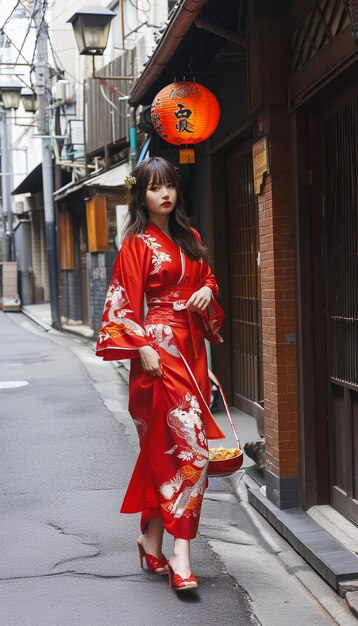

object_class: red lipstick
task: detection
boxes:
[162,202,171,207]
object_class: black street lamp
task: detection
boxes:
[0,77,22,110]
[67,5,133,80]
[67,6,115,56]
[21,87,38,113]
[67,4,136,168]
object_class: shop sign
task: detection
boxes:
[252,136,269,195]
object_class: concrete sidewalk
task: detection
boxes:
[20,303,358,623]
[22,303,94,338]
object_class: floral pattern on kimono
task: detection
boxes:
[96,222,225,539]
[160,394,209,520]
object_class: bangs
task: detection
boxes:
[133,157,181,204]
[146,160,177,187]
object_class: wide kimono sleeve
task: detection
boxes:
[199,255,219,300]
[192,228,224,345]
[96,235,150,361]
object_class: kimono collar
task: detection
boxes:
[147,221,174,243]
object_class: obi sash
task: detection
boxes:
[145,285,224,358]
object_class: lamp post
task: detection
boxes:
[0,77,22,261]
[67,6,136,166]
[67,6,115,56]
[68,6,114,79]
[67,7,133,79]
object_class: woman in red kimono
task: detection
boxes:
[96,157,225,591]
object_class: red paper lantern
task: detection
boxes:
[151,81,220,163]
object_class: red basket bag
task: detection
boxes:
[207,372,243,477]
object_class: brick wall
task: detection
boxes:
[257,106,300,507]
[246,8,301,507]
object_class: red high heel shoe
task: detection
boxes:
[137,539,168,575]
[168,563,198,591]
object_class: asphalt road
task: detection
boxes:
[0,311,258,626]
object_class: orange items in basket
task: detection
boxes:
[207,372,244,477]
[208,447,243,477]
[209,447,241,460]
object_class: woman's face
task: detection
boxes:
[145,177,177,221]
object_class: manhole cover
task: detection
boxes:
[0,381,29,389]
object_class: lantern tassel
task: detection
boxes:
[179,146,195,164]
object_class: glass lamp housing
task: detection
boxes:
[0,77,23,110]
[21,88,38,113]
[1,90,21,109]
[67,6,115,55]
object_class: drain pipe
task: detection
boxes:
[129,0,208,106]
[129,105,137,170]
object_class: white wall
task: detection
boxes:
[1,0,169,196]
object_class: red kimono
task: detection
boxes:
[96,222,225,539]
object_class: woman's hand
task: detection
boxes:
[138,345,162,377]
[186,286,212,313]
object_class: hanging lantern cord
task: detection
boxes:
[187,56,195,82]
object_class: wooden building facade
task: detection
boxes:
[54,52,133,330]
[129,0,358,527]
[288,0,358,523]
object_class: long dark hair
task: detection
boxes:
[123,156,208,261]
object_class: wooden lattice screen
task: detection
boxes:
[323,94,358,387]
[227,143,263,411]
[290,0,352,74]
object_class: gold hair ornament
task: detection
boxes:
[124,175,136,190]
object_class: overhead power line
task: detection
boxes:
[128,0,151,13]
[13,1,38,67]
[0,0,22,34]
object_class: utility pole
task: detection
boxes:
[34,0,60,329]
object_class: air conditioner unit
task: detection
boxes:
[53,80,74,106]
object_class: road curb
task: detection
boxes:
[21,307,53,332]
[228,473,358,625]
